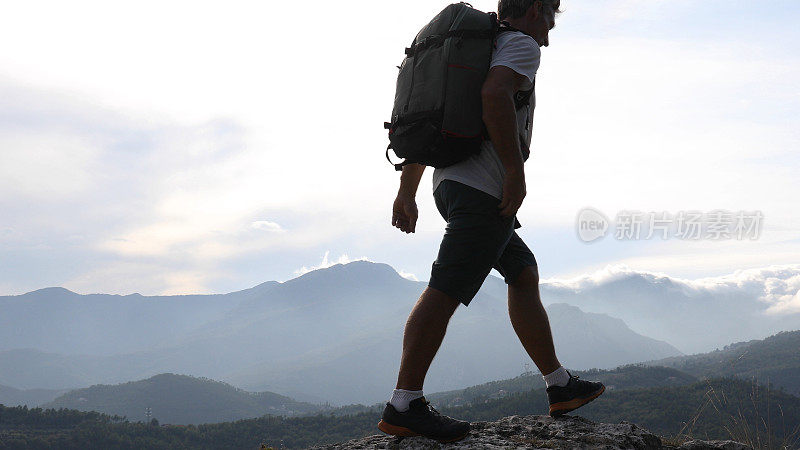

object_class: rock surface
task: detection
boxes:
[307,415,750,449]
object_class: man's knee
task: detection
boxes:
[422,285,461,315]
[510,265,540,289]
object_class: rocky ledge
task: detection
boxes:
[307,415,750,450]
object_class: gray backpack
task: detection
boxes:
[384,2,533,171]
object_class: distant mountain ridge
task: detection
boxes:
[0,285,240,356]
[0,261,680,404]
[545,303,680,369]
[533,266,800,354]
[1,261,797,407]
[220,296,682,405]
[42,373,322,425]
[0,383,66,408]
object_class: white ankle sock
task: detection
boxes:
[543,366,570,388]
[389,388,424,412]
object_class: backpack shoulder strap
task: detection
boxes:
[495,23,536,110]
[496,21,537,40]
[514,77,535,110]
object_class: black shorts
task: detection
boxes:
[428,179,538,307]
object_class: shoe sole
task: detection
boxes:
[377,420,470,443]
[549,385,605,417]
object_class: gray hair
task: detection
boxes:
[497,0,562,20]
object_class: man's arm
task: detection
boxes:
[392,163,426,233]
[482,65,529,218]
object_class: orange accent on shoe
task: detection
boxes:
[377,420,420,437]
[549,385,605,416]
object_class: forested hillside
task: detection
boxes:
[3,376,798,449]
[43,373,322,424]
[425,364,698,408]
[645,330,800,396]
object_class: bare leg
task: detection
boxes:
[508,266,562,376]
[395,286,461,390]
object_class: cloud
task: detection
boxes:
[0,79,369,294]
[696,266,800,315]
[774,291,800,315]
[64,261,212,296]
[250,221,284,232]
[0,227,15,240]
[293,251,372,277]
[1,1,798,297]
[398,270,419,282]
[544,264,800,315]
[0,134,100,200]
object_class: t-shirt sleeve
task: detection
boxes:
[490,33,540,84]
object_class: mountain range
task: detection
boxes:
[0,261,683,406]
[43,373,320,425]
[1,261,798,406]
[533,265,800,354]
[4,330,799,430]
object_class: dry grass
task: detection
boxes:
[660,375,800,450]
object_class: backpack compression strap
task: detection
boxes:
[404,27,497,57]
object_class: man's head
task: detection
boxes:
[497,0,561,47]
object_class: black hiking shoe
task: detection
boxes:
[377,396,470,443]
[546,370,605,417]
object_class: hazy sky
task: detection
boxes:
[1,0,799,295]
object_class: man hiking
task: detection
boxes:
[379,0,605,443]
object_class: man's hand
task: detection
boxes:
[498,169,526,218]
[393,163,426,234]
[392,194,419,233]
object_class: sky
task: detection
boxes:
[1,0,799,296]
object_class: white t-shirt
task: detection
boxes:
[432,31,540,200]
